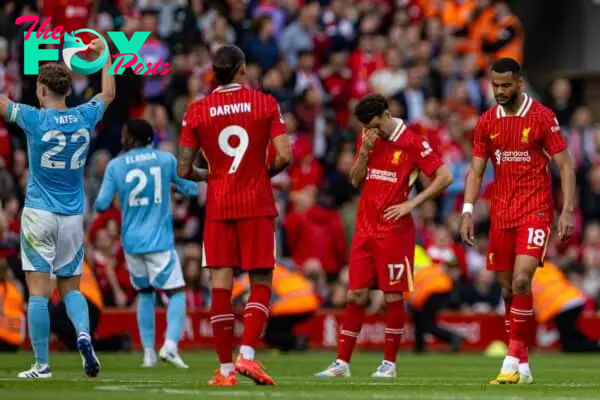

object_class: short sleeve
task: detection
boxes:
[179,105,200,148]
[268,96,287,139]
[472,116,489,159]
[409,134,443,177]
[79,98,105,127]
[540,110,567,156]
[7,102,39,132]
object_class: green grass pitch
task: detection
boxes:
[1,351,599,399]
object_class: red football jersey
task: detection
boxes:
[355,119,444,237]
[180,84,287,220]
[473,94,567,229]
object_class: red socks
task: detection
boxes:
[210,288,234,364]
[504,297,512,337]
[240,284,271,348]
[383,300,405,363]
[337,303,366,363]
[507,293,533,359]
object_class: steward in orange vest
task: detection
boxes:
[233,263,319,351]
[480,2,524,65]
[533,262,600,352]
[406,246,462,353]
[0,259,24,351]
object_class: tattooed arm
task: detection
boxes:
[177,146,209,182]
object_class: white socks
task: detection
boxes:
[239,345,255,360]
[501,356,519,373]
[220,362,234,377]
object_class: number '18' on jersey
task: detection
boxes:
[179,84,287,221]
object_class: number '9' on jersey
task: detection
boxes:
[7,98,104,215]
[179,84,287,220]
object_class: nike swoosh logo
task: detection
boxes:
[490,133,500,139]
[513,319,526,323]
[389,281,402,286]
[527,245,539,250]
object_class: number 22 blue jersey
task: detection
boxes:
[7,98,104,215]
[94,148,199,254]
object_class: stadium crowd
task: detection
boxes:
[0,0,598,317]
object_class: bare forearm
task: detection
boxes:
[350,150,369,188]
[559,162,576,213]
[411,167,453,208]
[188,167,209,182]
[269,155,291,177]
[464,169,483,205]
[98,55,115,104]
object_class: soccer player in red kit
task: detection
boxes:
[177,45,292,386]
[315,94,453,378]
[460,58,575,384]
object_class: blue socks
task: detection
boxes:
[28,296,49,365]
[137,292,156,350]
[166,291,186,345]
[63,290,90,335]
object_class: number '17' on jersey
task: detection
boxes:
[179,84,287,221]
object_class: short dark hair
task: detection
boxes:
[354,94,388,124]
[490,58,522,76]
[126,119,154,145]
[212,45,245,86]
[38,63,72,96]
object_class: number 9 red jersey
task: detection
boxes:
[179,84,287,220]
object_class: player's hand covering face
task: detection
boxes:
[361,129,378,151]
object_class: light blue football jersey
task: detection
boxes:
[7,99,104,215]
[94,148,199,254]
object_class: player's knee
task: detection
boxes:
[249,269,273,286]
[346,289,369,305]
[384,292,403,303]
[512,275,531,294]
[26,271,52,298]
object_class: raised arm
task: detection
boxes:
[89,39,116,108]
[349,129,377,188]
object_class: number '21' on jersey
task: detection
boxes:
[7,98,105,215]
[94,148,199,254]
[179,84,287,221]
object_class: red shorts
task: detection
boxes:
[487,221,551,272]
[202,217,275,270]
[348,229,415,293]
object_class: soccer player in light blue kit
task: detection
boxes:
[95,119,198,368]
[0,39,115,379]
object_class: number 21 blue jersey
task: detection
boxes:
[7,98,104,215]
[94,148,199,255]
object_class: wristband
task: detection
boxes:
[462,203,474,215]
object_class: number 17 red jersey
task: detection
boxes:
[179,84,287,220]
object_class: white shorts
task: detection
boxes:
[124,250,184,290]
[20,207,84,277]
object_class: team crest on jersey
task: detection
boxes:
[392,150,402,164]
[521,127,531,143]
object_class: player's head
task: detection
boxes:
[36,63,72,107]
[122,119,154,150]
[353,94,392,130]
[212,44,246,86]
[490,58,523,106]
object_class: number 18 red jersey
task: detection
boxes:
[473,94,567,229]
[179,84,287,221]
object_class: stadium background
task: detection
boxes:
[0,0,599,352]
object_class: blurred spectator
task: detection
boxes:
[393,65,427,123]
[279,1,319,67]
[369,48,407,98]
[138,9,171,102]
[460,269,502,312]
[242,15,280,72]
[546,78,578,127]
